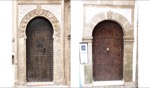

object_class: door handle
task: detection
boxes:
[106,47,109,52]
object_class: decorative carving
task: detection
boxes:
[19,9,61,38]
[37,4,41,10]
[107,10,112,19]
[18,33,25,38]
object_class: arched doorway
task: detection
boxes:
[26,17,53,82]
[92,20,123,81]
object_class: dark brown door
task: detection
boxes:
[92,20,123,81]
[26,17,53,82]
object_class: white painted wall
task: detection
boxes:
[0,1,13,87]
[70,1,84,87]
[84,7,132,24]
[133,0,138,82]
[138,1,150,87]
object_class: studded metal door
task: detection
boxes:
[92,20,123,81]
[26,17,53,82]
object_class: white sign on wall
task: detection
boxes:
[79,43,88,64]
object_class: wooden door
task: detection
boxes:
[26,17,53,82]
[92,20,123,81]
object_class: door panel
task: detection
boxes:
[93,20,123,81]
[26,17,53,82]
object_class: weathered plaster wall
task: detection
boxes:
[18,5,62,26]
[84,6,132,24]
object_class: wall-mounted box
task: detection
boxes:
[79,43,88,64]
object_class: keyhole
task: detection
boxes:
[43,48,46,53]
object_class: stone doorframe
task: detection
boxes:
[17,9,64,86]
[83,11,134,85]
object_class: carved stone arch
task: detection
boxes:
[83,11,133,40]
[18,9,61,38]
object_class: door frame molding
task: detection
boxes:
[83,11,134,85]
[17,9,64,86]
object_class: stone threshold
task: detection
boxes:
[83,80,125,87]
[23,82,68,88]
[93,80,124,86]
